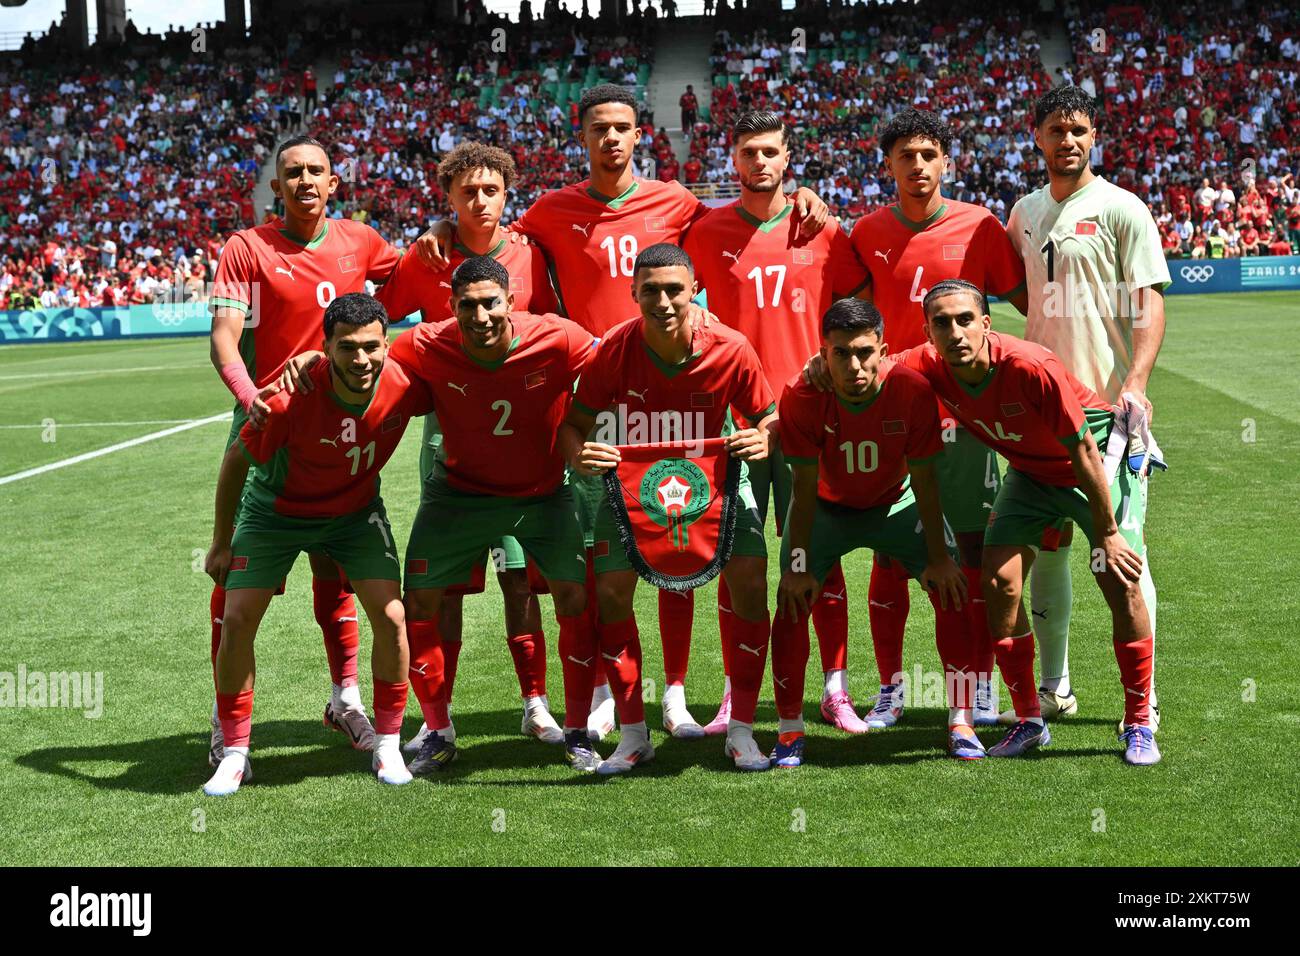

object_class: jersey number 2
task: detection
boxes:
[491,400,514,436]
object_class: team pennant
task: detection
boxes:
[603,437,741,591]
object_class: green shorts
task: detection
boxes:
[417,414,526,572]
[570,469,604,549]
[405,477,587,589]
[746,444,792,533]
[935,424,1001,533]
[225,498,401,590]
[592,475,766,574]
[984,465,1147,555]
[779,484,953,583]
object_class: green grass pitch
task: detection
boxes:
[1,293,1296,866]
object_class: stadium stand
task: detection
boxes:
[4,0,1299,310]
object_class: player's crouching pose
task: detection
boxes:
[901,280,1158,765]
[559,243,779,773]
[203,294,432,796]
[773,299,972,766]
[388,256,603,774]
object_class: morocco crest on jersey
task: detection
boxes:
[603,437,740,591]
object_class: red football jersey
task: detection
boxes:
[683,202,868,394]
[850,200,1025,351]
[896,332,1113,487]
[387,312,594,496]
[375,234,558,324]
[210,219,401,386]
[779,360,942,510]
[238,357,433,518]
[573,317,774,437]
[511,178,709,335]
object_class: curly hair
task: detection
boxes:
[1033,85,1099,129]
[436,141,518,195]
[878,108,952,157]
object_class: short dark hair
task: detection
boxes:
[878,108,952,157]
[276,134,330,169]
[822,297,885,340]
[633,242,694,278]
[1033,85,1099,129]
[922,278,986,317]
[733,109,788,147]
[437,140,518,195]
[578,83,638,125]
[323,292,389,339]
[450,254,511,296]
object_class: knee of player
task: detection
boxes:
[549,580,586,618]
[403,589,440,621]
[727,575,768,620]
[982,566,1021,604]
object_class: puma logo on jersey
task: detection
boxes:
[275,264,296,281]
[824,424,835,433]
[1023,230,1032,238]
[721,249,742,264]
[874,249,892,265]
[567,655,593,667]
[572,223,591,237]
[319,436,340,447]
[448,382,469,395]
[439,281,451,289]
[737,643,763,657]
[626,388,647,402]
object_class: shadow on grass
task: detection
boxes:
[13,705,1120,795]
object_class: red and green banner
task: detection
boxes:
[603,437,741,591]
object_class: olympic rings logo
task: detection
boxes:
[1179,265,1216,283]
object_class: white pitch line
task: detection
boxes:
[0,412,232,486]
[0,363,209,381]
[0,419,207,429]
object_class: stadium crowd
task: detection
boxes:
[4,0,1300,309]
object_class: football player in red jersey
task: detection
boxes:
[845,110,1027,730]
[774,299,971,765]
[202,294,432,795]
[373,142,563,750]
[419,87,831,742]
[560,244,779,774]
[899,280,1158,765]
[388,257,601,773]
[684,110,872,735]
[206,136,401,768]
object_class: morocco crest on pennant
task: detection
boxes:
[603,437,740,590]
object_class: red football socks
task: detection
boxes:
[599,616,645,724]
[964,567,996,682]
[1115,634,1155,725]
[868,559,910,685]
[770,609,810,720]
[728,614,771,724]
[216,688,254,750]
[928,589,975,710]
[994,632,1040,719]
[812,561,849,672]
[372,679,408,736]
[658,587,694,685]
[506,630,547,699]
[557,613,599,730]
[407,618,449,729]
[313,577,360,688]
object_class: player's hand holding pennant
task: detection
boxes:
[602,437,741,592]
